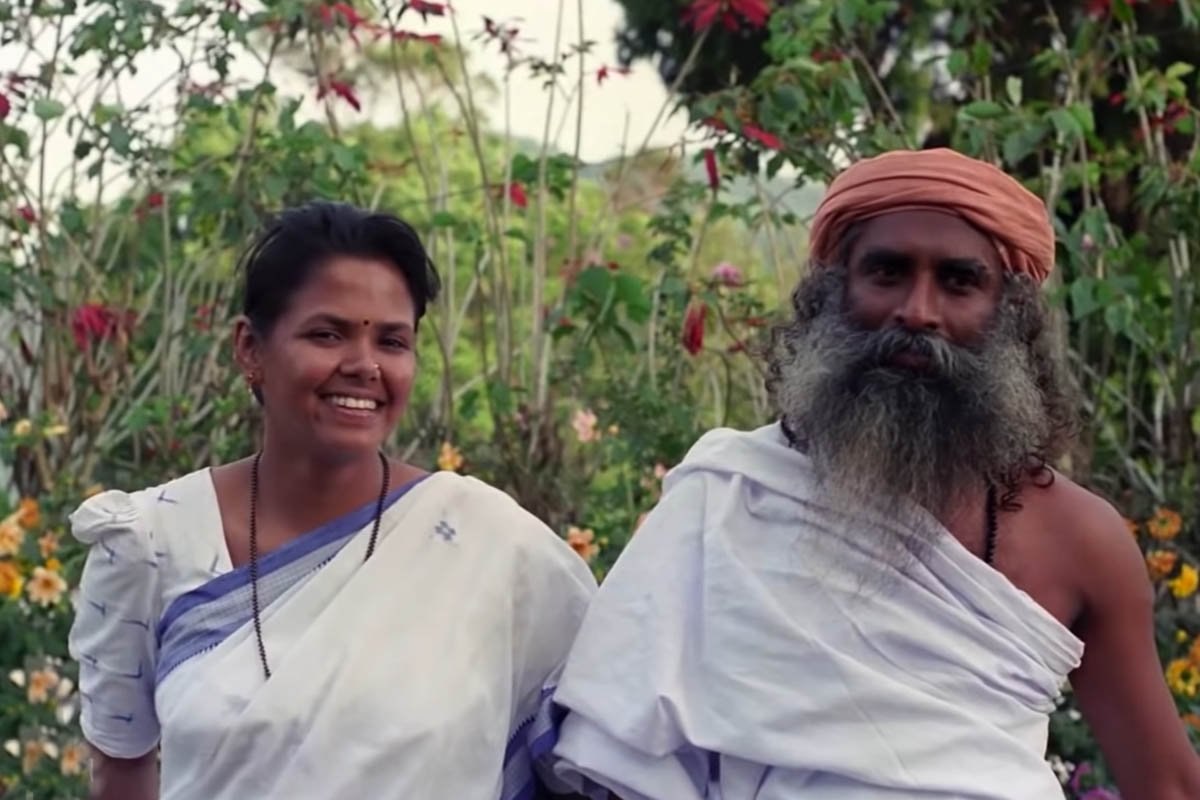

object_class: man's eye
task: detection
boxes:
[309,330,339,341]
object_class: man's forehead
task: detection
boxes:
[846,209,1005,272]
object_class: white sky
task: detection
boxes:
[3,0,693,199]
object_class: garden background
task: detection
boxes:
[1,0,1198,795]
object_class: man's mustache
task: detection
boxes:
[836,324,989,379]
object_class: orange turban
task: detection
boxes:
[808,148,1055,284]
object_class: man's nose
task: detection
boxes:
[892,276,942,333]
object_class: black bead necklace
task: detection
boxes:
[248,451,390,680]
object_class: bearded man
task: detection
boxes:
[546,150,1200,799]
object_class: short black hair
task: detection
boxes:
[240,201,440,336]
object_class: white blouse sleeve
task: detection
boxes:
[67,489,162,759]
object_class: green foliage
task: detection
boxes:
[1,0,1198,795]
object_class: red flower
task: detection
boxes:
[0,92,9,121]
[408,0,445,18]
[317,79,361,111]
[1085,0,1110,19]
[318,2,368,45]
[70,303,123,350]
[703,148,719,190]
[595,65,630,85]
[742,123,781,149]
[1108,92,1125,107]
[683,0,771,33]
[681,301,707,356]
[507,182,528,209]
[702,115,728,132]
[389,30,442,44]
[193,304,214,332]
[16,206,35,223]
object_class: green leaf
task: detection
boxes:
[108,121,132,156]
[1048,108,1083,141]
[1165,62,1195,80]
[32,98,65,121]
[431,211,458,228]
[576,266,612,301]
[1067,102,1095,135]
[1006,76,1022,107]
[945,49,964,75]
[961,100,1006,120]
[1069,278,1100,319]
[1002,120,1049,165]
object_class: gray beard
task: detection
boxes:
[774,288,1050,541]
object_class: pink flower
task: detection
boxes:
[408,0,446,17]
[16,206,35,224]
[0,93,10,121]
[682,301,707,356]
[711,261,743,287]
[572,409,599,443]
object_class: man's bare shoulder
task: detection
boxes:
[1022,471,1150,616]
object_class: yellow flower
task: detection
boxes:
[0,517,24,557]
[571,409,599,444]
[1170,564,1199,599]
[0,561,23,599]
[41,423,67,438]
[83,483,104,498]
[1177,629,1191,644]
[60,740,86,776]
[566,526,600,564]
[1147,508,1184,541]
[1166,657,1200,698]
[1147,549,1179,581]
[12,419,32,437]
[27,667,59,704]
[607,424,620,436]
[1189,637,1200,666]
[44,557,61,572]
[38,531,58,559]
[16,497,39,529]
[437,441,464,472]
[25,566,67,607]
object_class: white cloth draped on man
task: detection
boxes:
[69,469,595,800]
[550,423,1084,800]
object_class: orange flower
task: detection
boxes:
[27,667,59,704]
[1124,517,1139,537]
[0,561,22,599]
[16,498,38,529]
[25,566,67,607]
[1147,507,1183,541]
[0,517,23,558]
[1147,549,1179,581]
[1183,713,1200,731]
[60,740,86,776]
[22,740,43,774]
[38,532,58,559]
[436,442,464,472]
[566,526,600,563]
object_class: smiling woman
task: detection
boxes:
[64,202,597,800]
